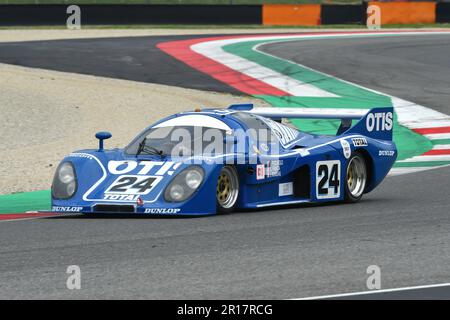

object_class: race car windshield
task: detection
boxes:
[232,112,300,147]
[125,126,230,157]
[232,112,276,142]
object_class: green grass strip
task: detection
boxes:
[0,190,51,214]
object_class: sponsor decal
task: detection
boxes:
[102,161,181,199]
[379,150,395,157]
[340,139,351,159]
[104,175,162,196]
[352,137,368,147]
[366,112,393,132]
[103,194,140,201]
[279,182,293,196]
[256,161,282,180]
[316,160,341,200]
[256,164,265,180]
[107,160,180,176]
[144,208,181,214]
[265,160,282,178]
[52,206,83,212]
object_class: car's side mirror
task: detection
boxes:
[95,131,112,152]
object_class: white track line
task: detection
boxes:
[408,120,450,129]
[431,144,450,150]
[423,133,450,140]
[294,282,450,300]
[192,37,339,97]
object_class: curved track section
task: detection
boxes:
[0,31,449,298]
[260,34,450,115]
[158,31,450,175]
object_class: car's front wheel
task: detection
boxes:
[216,166,239,214]
[345,152,367,203]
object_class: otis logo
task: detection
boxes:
[366,112,393,132]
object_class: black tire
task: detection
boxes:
[344,152,367,203]
[216,166,239,214]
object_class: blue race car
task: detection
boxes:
[51,104,397,215]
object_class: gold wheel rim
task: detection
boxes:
[217,173,230,202]
[347,166,354,189]
[216,166,239,209]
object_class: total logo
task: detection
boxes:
[352,137,368,147]
[366,112,393,132]
[103,194,140,201]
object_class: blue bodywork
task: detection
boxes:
[51,105,397,215]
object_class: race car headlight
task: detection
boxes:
[58,162,75,184]
[52,161,77,199]
[169,184,185,202]
[164,166,204,202]
[185,169,203,189]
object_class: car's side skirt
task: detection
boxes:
[255,199,311,208]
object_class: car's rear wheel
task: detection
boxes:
[345,152,367,203]
[216,166,239,214]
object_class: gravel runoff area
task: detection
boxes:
[0,63,266,195]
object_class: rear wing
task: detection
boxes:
[228,104,394,141]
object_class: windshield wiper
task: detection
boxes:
[142,146,165,157]
[136,138,146,156]
[136,138,165,157]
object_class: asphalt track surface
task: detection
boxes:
[1,34,450,299]
[0,35,240,94]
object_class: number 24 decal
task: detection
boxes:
[316,161,341,199]
[106,175,162,195]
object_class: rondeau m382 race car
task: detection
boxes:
[51,104,396,215]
